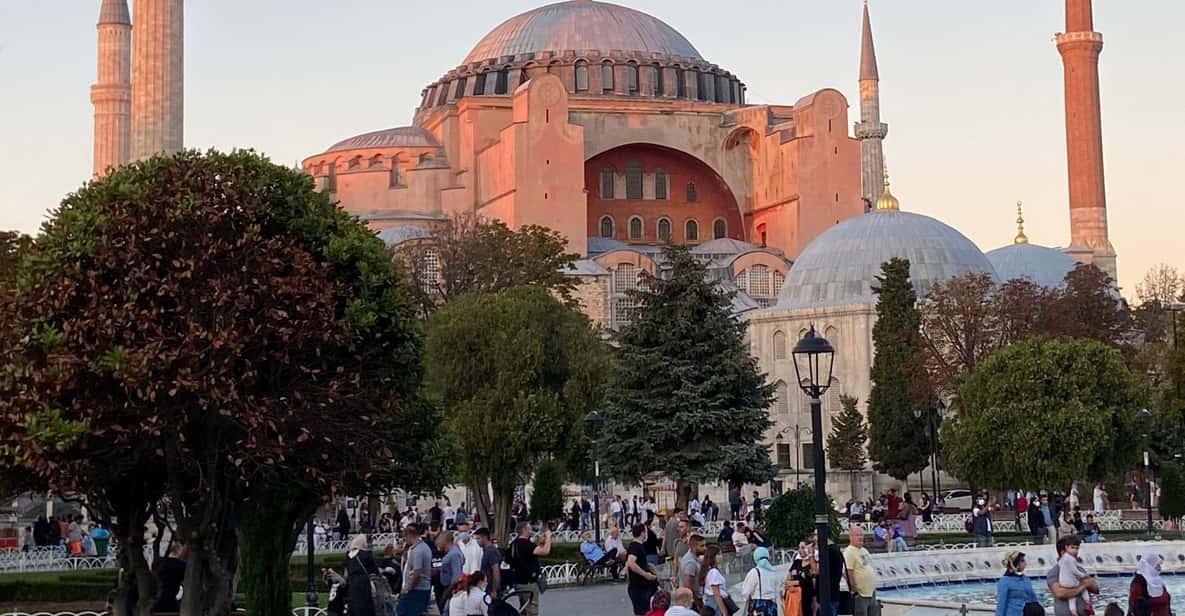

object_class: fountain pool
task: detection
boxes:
[880,572,1185,610]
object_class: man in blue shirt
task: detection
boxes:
[579,530,618,567]
[397,524,433,616]
[1040,494,1057,545]
[437,531,465,615]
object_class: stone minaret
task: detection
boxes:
[1057,0,1116,280]
[131,0,184,160]
[91,0,132,176]
[854,1,887,210]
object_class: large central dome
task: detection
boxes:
[463,0,703,65]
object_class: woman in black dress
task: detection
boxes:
[345,534,379,616]
[787,541,816,616]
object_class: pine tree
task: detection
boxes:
[867,258,930,480]
[601,246,775,505]
[828,395,869,500]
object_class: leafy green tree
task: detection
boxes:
[0,151,427,616]
[0,230,31,292]
[530,459,566,524]
[1159,463,1185,520]
[868,258,930,480]
[827,395,869,498]
[764,486,841,549]
[395,213,581,317]
[599,246,775,507]
[942,337,1142,490]
[424,285,607,544]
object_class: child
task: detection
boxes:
[1057,539,1094,616]
[891,525,908,553]
[645,589,671,616]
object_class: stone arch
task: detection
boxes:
[722,127,759,219]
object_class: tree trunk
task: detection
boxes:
[492,480,515,546]
[471,479,493,531]
[675,480,694,512]
[239,487,313,616]
[110,505,156,616]
[178,516,238,616]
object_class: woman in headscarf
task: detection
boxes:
[994,551,1039,616]
[1128,553,1172,616]
[346,533,379,616]
[736,546,780,616]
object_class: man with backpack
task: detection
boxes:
[507,521,552,616]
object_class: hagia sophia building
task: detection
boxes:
[91,0,1117,498]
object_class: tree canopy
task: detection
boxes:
[599,246,774,503]
[942,337,1142,491]
[0,150,428,616]
[867,258,930,480]
[424,284,606,543]
[827,395,869,473]
[395,213,581,317]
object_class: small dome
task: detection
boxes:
[377,225,433,247]
[464,1,702,65]
[986,243,1077,288]
[326,127,438,153]
[777,210,997,309]
[691,238,760,256]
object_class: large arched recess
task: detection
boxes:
[585,143,746,244]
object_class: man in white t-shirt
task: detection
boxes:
[688,497,700,516]
[443,501,456,530]
[610,496,623,528]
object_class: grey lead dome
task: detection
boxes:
[463,0,703,65]
[776,210,998,309]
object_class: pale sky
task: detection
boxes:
[1,1,1181,294]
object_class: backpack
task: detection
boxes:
[370,574,396,611]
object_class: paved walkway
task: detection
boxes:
[532,582,637,615]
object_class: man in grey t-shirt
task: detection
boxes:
[679,535,705,599]
[397,524,434,616]
[1046,536,1097,616]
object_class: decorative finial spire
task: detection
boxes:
[874,164,900,211]
[1014,200,1029,244]
[860,0,879,81]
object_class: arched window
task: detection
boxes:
[369,154,384,169]
[652,64,664,95]
[418,248,440,297]
[696,71,708,101]
[575,61,589,92]
[684,219,699,242]
[389,158,404,187]
[453,77,468,99]
[421,89,432,107]
[736,264,783,308]
[629,216,643,240]
[495,68,510,94]
[473,72,488,96]
[675,68,686,98]
[327,160,337,192]
[657,218,672,242]
[625,159,643,199]
[602,62,614,93]
[436,83,449,106]
[773,331,788,360]
[599,216,614,238]
[347,155,361,170]
[600,168,615,199]
[611,263,640,329]
[775,380,789,416]
[713,218,727,239]
[654,170,668,200]
[686,182,697,202]
[627,63,639,93]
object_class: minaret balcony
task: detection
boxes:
[854,122,887,140]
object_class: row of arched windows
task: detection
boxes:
[422,61,745,108]
[735,265,786,308]
[771,327,838,361]
[599,166,693,202]
[599,215,729,242]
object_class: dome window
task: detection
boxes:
[685,219,699,242]
[494,68,510,95]
[602,62,615,93]
[696,71,709,101]
[675,68,686,98]
[599,216,614,239]
[453,77,467,99]
[473,72,488,96]
[629,216,643,240]
[651,64,664,96]
[436,84,449,106]
[627,63,639,94]
[575,61,589,92]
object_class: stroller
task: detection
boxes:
[485,588,536,616]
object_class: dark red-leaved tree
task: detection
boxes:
[0,151,431,616]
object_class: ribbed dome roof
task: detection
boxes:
[463,1,702,65]
[326,127,438,153]
[986,242,1077,288]
[777,210,997,309]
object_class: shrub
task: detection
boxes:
[1160,463,1185,520]
[531,459,565,523]
[764,485,841,549]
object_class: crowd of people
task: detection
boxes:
[993,536,1172,616]
[20,514,110,556]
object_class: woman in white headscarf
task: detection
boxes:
[1128,553,1171,616]
[346,534,379,616]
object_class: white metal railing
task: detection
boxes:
[836,511,1177,535]
[0,551,116,574]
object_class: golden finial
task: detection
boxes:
[1014,200,1028,244]
[875,163,900,211]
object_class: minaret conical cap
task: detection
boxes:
[860,1,879,81]
[98,0,131,25]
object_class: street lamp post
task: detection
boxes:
[792,326,836,616]
[585,409,604,545]
[1137,408,1155,539]
[305,514,318,608]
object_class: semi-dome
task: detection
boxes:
[463,0,702,65]
[377,225,433,247]
[326,127,438,153]
[777,210,998,309]
[986,242,1077,288]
